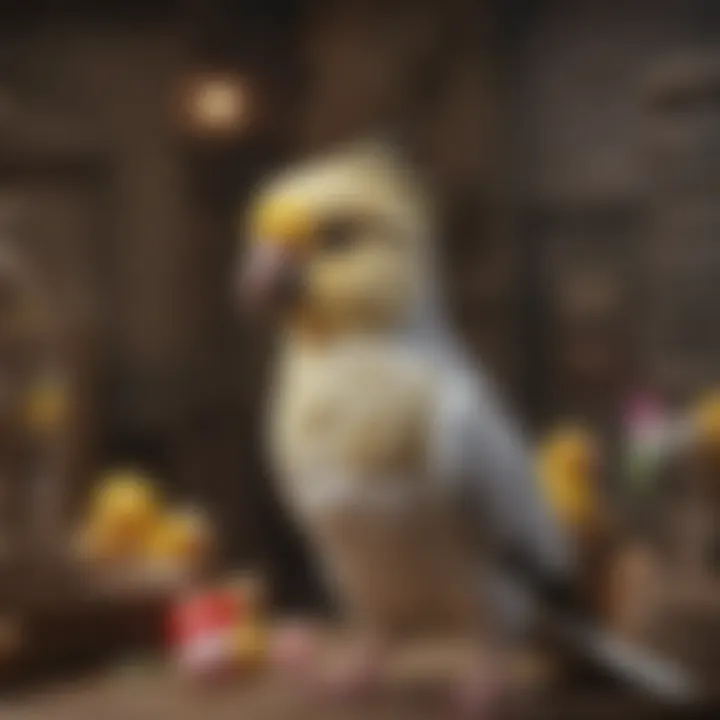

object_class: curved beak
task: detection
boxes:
[239,241,303,314]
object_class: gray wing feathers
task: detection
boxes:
[435,360,576,583]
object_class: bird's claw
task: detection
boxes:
[453,654,510,719]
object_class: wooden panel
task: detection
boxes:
[0,175,103,545]
[639,53,720,394]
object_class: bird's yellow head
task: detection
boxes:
[239,143,432,337]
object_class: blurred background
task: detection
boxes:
[1,0,720,711]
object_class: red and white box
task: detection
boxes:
[168,589,241,679]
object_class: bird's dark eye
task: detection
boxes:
[318,217,358,251]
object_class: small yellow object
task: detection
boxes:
[83,469,161,560]
[147,506,214,568]
[691,390,720,449]
[234,622,268,668]
[25,375,68,432]
[222,572,268,668]
[537,426,600,533]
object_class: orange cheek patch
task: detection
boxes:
[250,199,317,254]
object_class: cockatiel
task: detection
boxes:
[239,142,694,702]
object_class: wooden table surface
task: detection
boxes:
[0,658,704,720]
[0,587,713,720]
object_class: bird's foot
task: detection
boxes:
[268,619,321,683]
[452,651,510,719]
[315,639,384,699]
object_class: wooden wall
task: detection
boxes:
[513,0,720,424]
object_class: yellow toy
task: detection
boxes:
[78,468,161,562]
[76,467,220,584]
[234,623,268,670]
[691,389,720,457]
[536,425,604,538]
[229,574,269,669]
[147,505,214,571]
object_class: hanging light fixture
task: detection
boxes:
[180,71,253,137]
